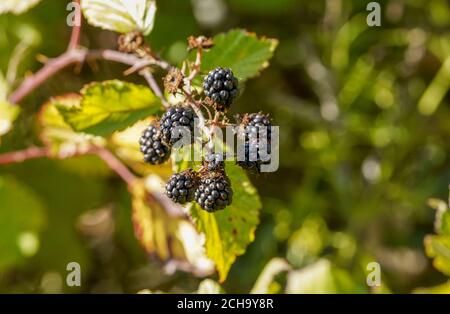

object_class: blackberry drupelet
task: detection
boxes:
[195,173,233,212]
[139,123,171,165]
[165,169,199,204]
[160,105,196,145]
[203,67,238,110]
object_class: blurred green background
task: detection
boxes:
[1,0,450,293]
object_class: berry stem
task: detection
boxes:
[140,68,169,108]
[93,147,137,187]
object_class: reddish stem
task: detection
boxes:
[8,49,87,104]
[67,0,82,51]
[0,147,51,164]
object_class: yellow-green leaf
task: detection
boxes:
[189,163,261,282]
[57,80,162,136]
[38,94,105,154]
[424,235,450,276]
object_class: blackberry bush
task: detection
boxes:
[160,105,197,145]
[195,173,233,212]
[139,123,172,165]
[203,67,239,110]
[165,169,199,204]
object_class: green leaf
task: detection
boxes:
[0,0,41,15]
[200,29,278,81]
[188,163,261,282]
[82,0,157,35]
[0,101,20,141]
[57,80,162,136]
[424,235,450,276]
[39,94,105,153]
[0,176,46,271]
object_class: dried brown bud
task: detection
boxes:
[118,31,146,54]
[163,67,184,94]
[187,36,214,51]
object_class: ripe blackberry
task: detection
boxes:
[237,139,271,174]
[240,112,272,142]
[139,123,171,165]
[160,105,196,145]
[165,169,199,204]
[237,112,273,173]
[204,153,225,172]
[203,67,238,110]
[195,173,233,212]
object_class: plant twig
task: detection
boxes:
[92,146,137,186]
[8,49,88,104]
[8,49,171,105]
[0,146,52,164]
[140,68,169,107]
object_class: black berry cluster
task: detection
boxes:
[140,105,197,165]
[139,123,172,165]
[203,67,239,110]
[237,112,273,173]
[195,173,233,212]
[140,57,274,213]
[160,105,196,145]
[165,169,199,204]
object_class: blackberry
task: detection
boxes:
[240,112,272,142]
[203,67,238,110]
[195,173,233,212]
[165,169,199,204]
[139,123,171,165]
[204,153,225,172]
[237,139,271,174]
[160,105,196,145]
